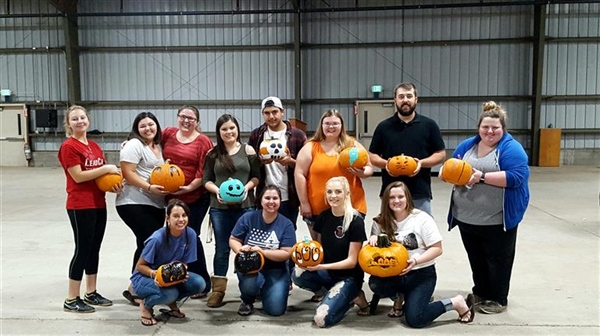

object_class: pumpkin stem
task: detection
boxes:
[303,236,310,244]
[377,234,391,248]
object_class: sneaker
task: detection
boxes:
[237,302,254,316]
[479,300,507,314]
[84,291,113,306]
[64,296,95,313]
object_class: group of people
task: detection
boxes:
[57,82,530,328]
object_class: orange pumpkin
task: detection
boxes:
[440,158,473,186]
[290,237,324,267]
[338,146,369,169]
[386,154,418,177]
[149,159,185,193]
[358,234,409,277]
[95,173,123,192]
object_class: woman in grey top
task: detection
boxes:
[202,114,260,308]
[116,112,168,306]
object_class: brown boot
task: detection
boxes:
[206,276,228,308]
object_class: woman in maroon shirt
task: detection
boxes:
[161,105,214,297]
[58,105,121,313]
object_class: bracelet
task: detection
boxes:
[150,270,155,279]
[413,258,418,265]
[147,184,152,191]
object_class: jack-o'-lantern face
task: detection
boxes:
[218,178,246,204]
[290,238,324,267]
[358,234,409,277]
[387,154,418,177]
[259,139,288,160]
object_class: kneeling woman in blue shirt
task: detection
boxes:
[229,185,296,316]
[131,199,206,326]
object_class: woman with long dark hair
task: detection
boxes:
[202,114,260,307]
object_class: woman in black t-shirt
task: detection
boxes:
[291,176,367,328]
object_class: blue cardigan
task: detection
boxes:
[447,132,530,231]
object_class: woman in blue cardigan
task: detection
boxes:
[441,101,530,315]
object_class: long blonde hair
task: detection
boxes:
[325,176,358,233]
[310,109,353,153]
[63,105,89,137]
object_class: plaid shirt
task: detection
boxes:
[248,120,307,208]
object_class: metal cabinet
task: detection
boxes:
[0,104,30,167]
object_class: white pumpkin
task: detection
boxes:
[259,138,288,160]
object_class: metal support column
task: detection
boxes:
[531,4,546,166]
[292,0,302,120]
[64,13,81,105]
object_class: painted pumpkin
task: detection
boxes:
[218,178,246,204]
[440,158,473,186]
[149,159,185,193]
[358,234,409,277]
[234,251,265,275]
[95,173,122,192]
[387,154,418,177]
[259,138,288,160]
[338,146,368,169]
[155,261,188,287]
[290,237,324,267]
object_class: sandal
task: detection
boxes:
[159,308,186,318]
[140,315,157,326]
[122,290,141,306]
[354,290,370,316]
[310,294,323,302]
[457,294,475,323]
[387,306,404,318]
[190,292,207,299]
[356,303,370,316]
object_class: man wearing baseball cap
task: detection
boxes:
[248,97,307,227]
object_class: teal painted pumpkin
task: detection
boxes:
[219,178,246,204]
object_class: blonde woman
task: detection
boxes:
[58,105,121,313]
[291,176,367,328]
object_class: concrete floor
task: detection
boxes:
[0,165,598,335]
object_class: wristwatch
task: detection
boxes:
[480,172,486,183]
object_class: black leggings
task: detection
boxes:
[116,204,165,272]
[67,208,107,281]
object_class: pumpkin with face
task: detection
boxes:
[259,138,288,160]
[149,159,185,192]
[440,158,473,186]
[338,146,368,169]
[218,178,246,204]
[290,237,324,267]
[386,154,418,177]
[95,173,123,192]
[234,251,265,275]
[358,234,409,277]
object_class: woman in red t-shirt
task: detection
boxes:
[161,105,214,298]
[57,105,121,313]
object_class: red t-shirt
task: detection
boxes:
[57,137,106,209]
[161,127,214,204]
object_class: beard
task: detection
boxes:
[396,102,416,116]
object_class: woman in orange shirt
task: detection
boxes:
[295,109,373,240]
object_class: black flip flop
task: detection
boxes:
[159,308,186,318]
[122,290,141,306]
[458,294,476,323]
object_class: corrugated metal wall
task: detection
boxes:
[1,0,598,153]
[544,3,599,149]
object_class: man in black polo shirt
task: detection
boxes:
[368,82,446,216]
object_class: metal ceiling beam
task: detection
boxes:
[0,1,586,18]
[47,0,77,14]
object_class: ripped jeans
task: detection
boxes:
[292,268,361,328]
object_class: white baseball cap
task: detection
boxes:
[261,96,283,110]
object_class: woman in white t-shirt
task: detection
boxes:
[366,181,475,327]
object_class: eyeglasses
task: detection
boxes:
[178,114,198,122]
[323,122,341,128]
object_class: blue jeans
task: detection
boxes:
[413,198,432,217]
[186,193,211,292]
[237,267,290,316]
[292,269,361,328]
[278,201,299,230]
[209,207,253,276]
[134,272,206,310]
[368,265,446,328]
